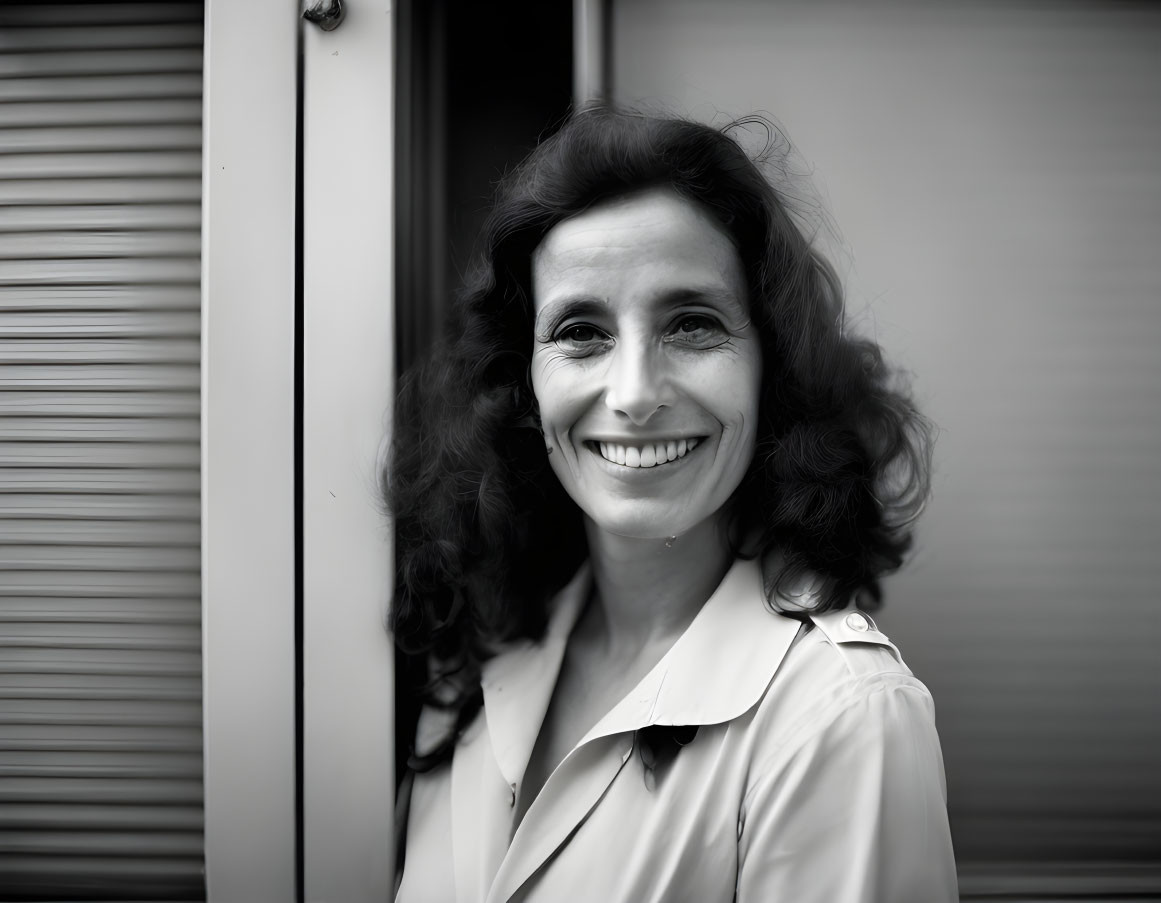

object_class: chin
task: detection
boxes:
[584,502,716,544]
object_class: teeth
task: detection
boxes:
[595,438,700,468]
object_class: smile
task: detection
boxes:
[590,438,702,469]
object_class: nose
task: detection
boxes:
[603,339,673,425]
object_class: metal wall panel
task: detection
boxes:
[0,2,205,899]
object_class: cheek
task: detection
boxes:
[697,353,762,432]
[531,355,596,435]
[531,359,589,495]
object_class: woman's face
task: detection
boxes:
[530,186,762,542]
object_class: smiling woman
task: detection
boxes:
[386,108,953,902]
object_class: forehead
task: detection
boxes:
[530,187,747,316]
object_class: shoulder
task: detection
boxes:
[734,608,958,902]
[744,606,939,768]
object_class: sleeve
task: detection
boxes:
[736,676,959,903]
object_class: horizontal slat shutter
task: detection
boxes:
[0,3,205,899]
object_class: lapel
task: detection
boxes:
[479,563,591,789]
[485,732,633,903]
[450,714,506,902]
[450,564,591,902]
[469,556,805,903]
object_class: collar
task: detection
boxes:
[479,562,592,788]
[480,556,802,788]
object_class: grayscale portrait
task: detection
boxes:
[1,2,1158,901]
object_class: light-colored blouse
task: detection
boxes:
[396,557,958,902]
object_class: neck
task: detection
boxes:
[582,516,734,652]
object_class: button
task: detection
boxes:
[508,784,516,807]
[845,612,870,632]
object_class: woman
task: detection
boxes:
[388,108,957,902]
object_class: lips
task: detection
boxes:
[591,437,702,469]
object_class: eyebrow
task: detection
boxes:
[661,286,749,316]
[533,296,609,335]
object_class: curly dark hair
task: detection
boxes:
[386,107,932,775]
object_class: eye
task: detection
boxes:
[666,314,729,349]
[554,322,611,354]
